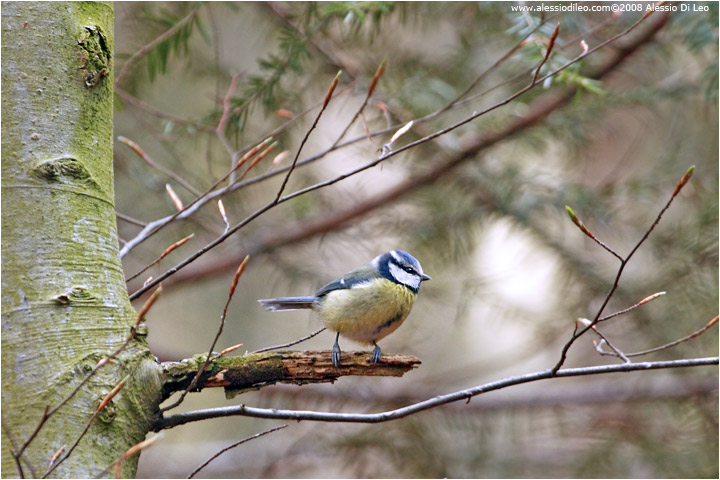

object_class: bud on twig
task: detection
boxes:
[636,291,666,306]
[324,70,342,109]
[672,165,695,197]
[218,200,230,232]
[165,184,183,211]
[229,255,250,298]
[367,59,386,97]
[565,206,596,240]
[136,285,162,325]
[96,375,130,414]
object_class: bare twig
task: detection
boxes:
[150,9,672,291]
[93,434,164,479]
[187,425,288,478]
[598,315,719,358]
[552,165,695,374]
[126,234,194,282]
[332,60,385,148]
[439,15,557,115]
[565,206,624,261]
[274,71,341,203]
[2,417,33,478]
[532,23,560,85]
[115,8,200,87]
[117,136,201,196]
[598,291,666,322]
[115,212,147,228]
[585,323,631,363]
[249,327,326,354]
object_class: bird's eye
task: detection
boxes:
[403,266,414,274]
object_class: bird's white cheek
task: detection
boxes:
[389,263,421,290]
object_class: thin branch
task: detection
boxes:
[565,206,624,261]
[157,357,718,430]
[274,71,341,203]
[598,315,719,358]
[439,15,555,115]
[589,327,631,363]
[114,86,215,132]
[598,291,666,322]
[147,8,671,289]
[115,212,147,228]
[249,327,326,354]
[115,7,200,87]
[126,234,194,282]
[2,417,31,478]
[117,136,201,196]
[93,434,164,479]
[187,425,288,478]
[259,374,718,412]
[331,60,385,148]
[552,165,695,373]
[532,23,560,85]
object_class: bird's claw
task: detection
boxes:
[371,343,382,364]
[332,341,341,368]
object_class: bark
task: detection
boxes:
[159,351,421,403]
[1,3,161,477]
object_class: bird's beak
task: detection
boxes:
[421,273,431,281]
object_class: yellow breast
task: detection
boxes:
[317,278,417,344]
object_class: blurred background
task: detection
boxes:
[113,2,718,478]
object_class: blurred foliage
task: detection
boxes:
[113,2,717,478]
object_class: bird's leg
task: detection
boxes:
[371,341,382,364]
[332,332,341,368]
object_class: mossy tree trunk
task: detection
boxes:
[1,3,161,477]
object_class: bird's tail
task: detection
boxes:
[258,296,317,311]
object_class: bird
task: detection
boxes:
[258,250,430,367]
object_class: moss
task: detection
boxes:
[77,25,110,88]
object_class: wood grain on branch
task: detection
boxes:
[160,350,420,401]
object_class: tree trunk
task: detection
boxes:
[1,3,161,477]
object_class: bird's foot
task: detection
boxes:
[371,343,382,364]
[332,336,341,368]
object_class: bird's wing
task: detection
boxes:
[314,264,377,297]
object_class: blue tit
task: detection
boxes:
[258,250,430,367]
